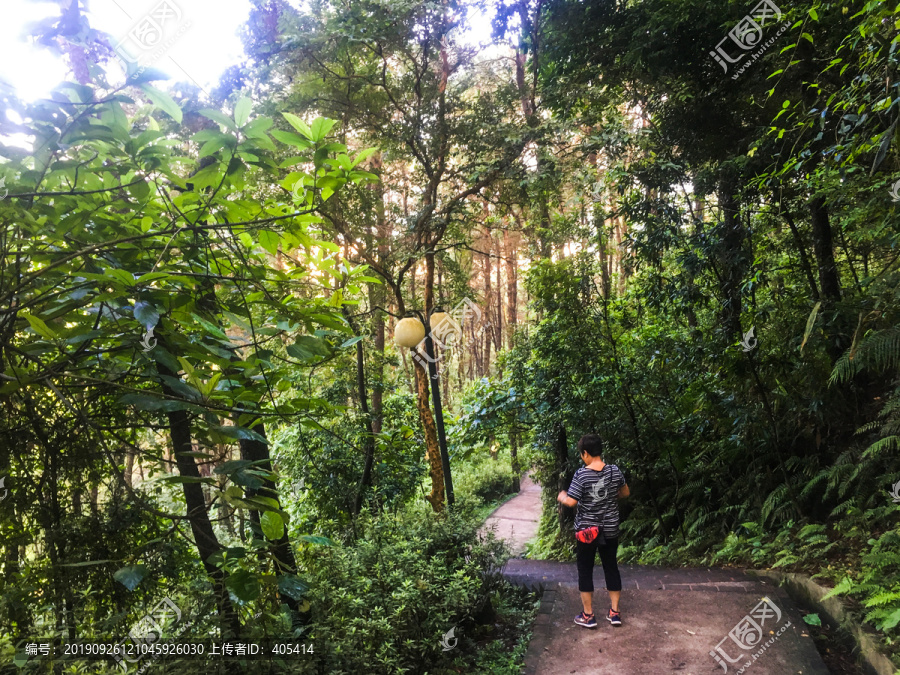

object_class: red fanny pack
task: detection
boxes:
[576,526,603,544]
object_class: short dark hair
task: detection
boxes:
[577,434,604,458]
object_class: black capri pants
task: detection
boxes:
[576,536,621,593]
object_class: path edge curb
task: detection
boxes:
[746,569,898,675]
[519,580,555,675]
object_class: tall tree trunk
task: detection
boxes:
[515,28,551,259]
[598,220,610,299]
[371,150,388,438]
[442,355,451,412]
[157,363,239,635]
[371,301,385,437]
[217,472,235,536]
[124,448,134,488]
[238,417,303,619]
[494,230,503,355]
[717,178,746,341]
[510,429,520,493]
[614,216,626,295]
[782,207,820,302]
[504,227,518,349]
[605,226,613,298]
[483,228,492,375]
[350,338,376,515]
[809,197,841,303]
[809,196,844,361]
[416,250,445,511]
[684,195,704,332]
[413,355,445,511]
[352,152,387,510]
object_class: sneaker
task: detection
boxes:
[574,611,597,628]
[607,608,622,626]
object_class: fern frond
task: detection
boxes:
[761,484,793,524]
[829,499,858,517]
[799,471,829,499]
[798,524,826,539]
[822,576,854,599]
[863,591,900,608]
[855,421,882,435]
[862,435,900,460]
[830,326,900,384]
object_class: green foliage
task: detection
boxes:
[831,327,900,384]
[273,391,424,534]
[0,63,382,654]
[295,498,521,674]
[452,377,529,453]
[452,453,518,507]
[825,530,900,634]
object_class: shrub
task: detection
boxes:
[297,497,508,674]
[452,454,518,505]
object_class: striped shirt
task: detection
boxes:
[566,464,626,537]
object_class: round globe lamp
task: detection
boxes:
[394,317,425,348]
[429,311,461,345]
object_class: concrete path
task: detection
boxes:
[522,573,828,675]
[483,475,832,675]
[480,473,541,556]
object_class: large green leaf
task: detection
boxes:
[127,68,170,85]
[234,97,252,128]
[206,547,247,568]
[21,313,56,340]
[277,574,309,601]
[259,230,280,256]
[225,569,260,603]
[800,301,821,353]
[114,564,149,591]
[260,511,285,540]
[139,84,183,123]
[282,112,313,139]
[298,535,333,546]
[199,108,238,131]
[118,393,199,413]
[309,117,338,142]
[287,335,333,361]
[134,301,160,329]
[158,475,216,485]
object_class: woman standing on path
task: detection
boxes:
[556,434,630,628]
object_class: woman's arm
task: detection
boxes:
[557,490,578,508]
[618,484,630,498]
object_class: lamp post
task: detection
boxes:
[393,313,455,508]
[423,312,454,507]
